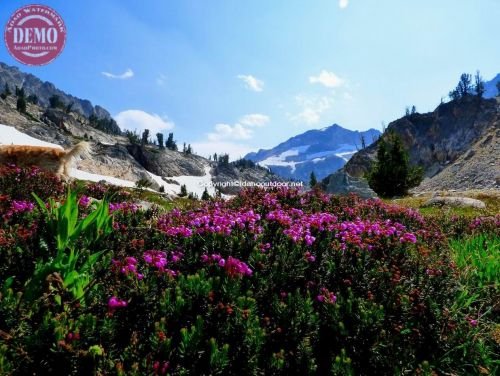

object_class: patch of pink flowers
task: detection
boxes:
[201,253,252,278]
[143,250,183,277]
[78,195,91,207]
[3,200,35,220]
[108,296,127,314]
[112,256,144,280]
[316,288,337,304]
[157,205,262,238]
[109,202,139,214]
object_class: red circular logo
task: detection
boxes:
[4,4,66,66]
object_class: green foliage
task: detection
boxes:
[16,95,26,114]
[27,94,38,104]
[88,114,122,135]
[201,188,211,201]
[474,70,485,98]
[135,178,152,192]
[309,171,318,188]
[25,190,113,302]
[3,83,11,96]
[449,72,474,100]
[367,131,423,197]
[450,234,499,290]
[0,169,498,375]
[141,129,150,145]
[156,132,164,148]
[165,132,178,150]
[179,184,188,197]
[49,94,64,109]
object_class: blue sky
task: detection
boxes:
[1,0,499,158]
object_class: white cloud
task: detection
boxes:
[101,68,134,80]
[339,0,349,9]
[206,113,270,141]
[309,70,344,88]
[191,141,255,161]
[156,74,167,86]
[238,113,270,127]
[208,123,253,141]
[290,95,333,126]
[115,110,174,134]
[237,74,264,92]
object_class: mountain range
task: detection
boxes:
[338,94,499,191]
[245,125,380,182]
[1,61,498,195]
[0,62,275,197]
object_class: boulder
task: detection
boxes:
[422,196,486,209]
[322,168,377,198]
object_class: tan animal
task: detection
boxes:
[0,142,91,179]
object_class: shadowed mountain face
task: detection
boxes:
[244,124,380,182]
[484,73,500,99]
[0,62,120,133]
[341,96,500,191]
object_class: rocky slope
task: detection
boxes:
[0,63,277,195]
[245,124,380,182]
[0,62,114,124]
[342,96,500,191]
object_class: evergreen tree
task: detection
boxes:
[411,105,417,115]
[166,133,174,149]
[16,95,27,114]
[156,133,164,148]
[27,94,38,104]
[309,171,317,188]
[141,129,150,146]
[49,95,63,109]
[360,135,366,149]
[474,70,485,98]
[65,102,74,114]
[187,144,192,154]
[179,184,188,197]
[183,142,187,153]
[367,131,423,197]
[201,188,210,201]
[449,73,473,100]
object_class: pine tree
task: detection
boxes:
[201,188,210,201]
[166,133,174,149]
[141,129,150,146]
[16,95,27,113]
[367,131,423,197]
[309,171,317,188]
[474,70,485,98]
[156,133,164,148]
[179,184,188,197]
[450,73,473,100]
[49,95,63,109]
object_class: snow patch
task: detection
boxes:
[0,123,63,149]
[258,146,310,173]
[70,169,137,188]
[0,123,219,197]
[169,166,215,198]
